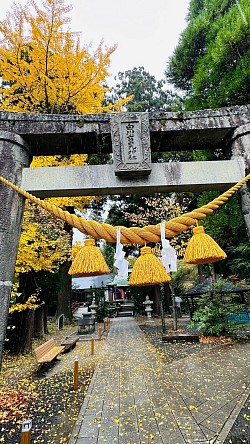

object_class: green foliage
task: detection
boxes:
[167,11,209,91]
[95,301,110,323]
[86,289,111,322]
[188,0,206,20]
[165,0,250,282]
[171,262,199,296]
[192,149,215,161]
[106,193,191,258]
[87,154,111,165]
[197,192,247,249]
[189,295,245,337]
[102,242,116,272]
[166,0,250,109]
[228,241,250,282]
[129,286,154,316]
[108,66,182,112]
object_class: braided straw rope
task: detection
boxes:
[0,173,249,244]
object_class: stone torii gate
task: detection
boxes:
[0,104,250,366]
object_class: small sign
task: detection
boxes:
[228,310,249,324]
[57,314,64,330]
[21,419,32,432]
[110,113,151,176]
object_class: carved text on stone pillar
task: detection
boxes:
[110,113,151,176]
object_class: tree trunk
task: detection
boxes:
[54,210,74,324]
[8,272,37,355]
[43,303,49,334]
[21,310,35,354]
[9,309,35,355]
[56,261,72,324]
[153,285,161,316]
[33,305,45,339]
[163,282,172,308]
[198,264,205,283]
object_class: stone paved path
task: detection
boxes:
[69,317,250,444]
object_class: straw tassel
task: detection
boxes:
[183,226,227,265]
[68,238,110,276]
[129,246,171,286]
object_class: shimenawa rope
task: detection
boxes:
[0,173,249,245]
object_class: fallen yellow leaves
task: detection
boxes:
[189,405,199,412]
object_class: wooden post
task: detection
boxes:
[98,326,102,341]
[74,359,78,390]
[160,297,166,332]
[20,419,32,444]
[169,282,178,331]
[91,337,95,355]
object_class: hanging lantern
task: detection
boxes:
[68,238,110,277]
[129,246,171,286]
[183,226,227,265]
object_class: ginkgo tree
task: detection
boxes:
[8,201,73,354]
[0,0,128,113]
[0,0,129,354]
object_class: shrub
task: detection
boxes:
[189,296,245,338]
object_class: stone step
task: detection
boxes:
[117,311,134,317]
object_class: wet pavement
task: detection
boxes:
[69,317,250,444]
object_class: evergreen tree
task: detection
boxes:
[166,0,250,281]
[166,0,250,109]
[108,66,182,112]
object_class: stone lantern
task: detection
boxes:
[89,295,97,318]
[143,295,153,319]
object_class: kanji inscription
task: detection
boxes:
[110,113,151,176]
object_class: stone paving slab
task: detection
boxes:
[69,317,250,444]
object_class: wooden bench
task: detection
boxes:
[61,336,79,352]
[34,338,65,364]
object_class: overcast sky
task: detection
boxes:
[0,0,190,85]
[0,0,190,239]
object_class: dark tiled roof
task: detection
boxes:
[183,280,249,296]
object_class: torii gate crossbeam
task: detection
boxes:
[21,159,245,198]
[0,105,250,369]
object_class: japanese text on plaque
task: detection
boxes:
[123,122,141,163]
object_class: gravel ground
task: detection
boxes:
[0,325,103,444]
[0,355,95,444]
[139,322,219,363]
[224,398,250,443]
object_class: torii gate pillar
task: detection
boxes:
[231,124,250,238]
[0,132,31,367]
